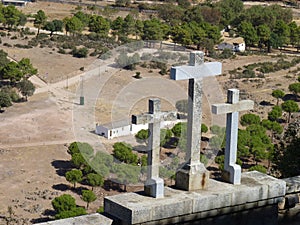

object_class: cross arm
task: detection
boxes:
[132,114,152,125]
[132,111,177,125]
[212,100,254,115]
[170,62,222,81]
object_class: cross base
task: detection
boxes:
[222,164,241,185]
[144,177,164,198]
[175,162,209,191]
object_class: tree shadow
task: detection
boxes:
[31,217,51,224]
[51,160,73,177]
[283,94,299,102]
[133,145,148,152]
[260,100,273,106]
[43,209,56,217]
[103,179,125,192]
[71,186,89,195]
[52,183,69,192]
[163,137,178,149]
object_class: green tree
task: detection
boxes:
[217,0,243,26]
[0,91,12,111]
[89,151,113,177]
[111,16,124,36]
[82,190,96,209]
[17,79,35,101]
[175,99,188,115]
[71,153,88,169]
[282,100,299,123]
[257,24,271,52]
[201,124,208,133]
[123,14,135,36]
[44,19,63,36]
[52,194,86,219]
[288,83,300,97]
[157,4,184,26]
[34,10,47,36]
[135,129,149,144]
[113,142,138,164]
[279,137,300,177]
[0,49,9,67]
[237,21,258,48]
[111,164,139,191]
[64,16,83,36]
[68,142,80,155]
[0,61,22,83]
[65,169,83,188]
[272,19,290,48]
[2,5,25,28]
[52,194,76,213]
[272,89,285,105]
[268,105,282,122]
[55,207,86,219]
[246,124,272,164]
[17,58,37,78]
[142,18,168,41]
[160,128,172,147]
[240,113,261,126]
[289,21,300,48]
[88,15,110,36]
[171,122,186,137]
[86,173,104,191]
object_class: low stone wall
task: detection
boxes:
[37,213,112,225]
[104,172,286,225]
[36,174,300,225]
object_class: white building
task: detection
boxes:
[218,37,246,52]
[95,119,182,139]
[2,0,28,6]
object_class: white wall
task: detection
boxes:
[110,125,132,139]
[95,125,109,138]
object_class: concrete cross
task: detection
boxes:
[132,99,177,198]
[170,51,222,191]
[212,89,254,184]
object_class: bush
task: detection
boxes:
[58,48,66,54]
[218,48,234,59]
[72,47,88,58]
[249,165,267,174]
[3,43,12,47]
[14,44,32,49]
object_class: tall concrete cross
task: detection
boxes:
[212,89,254,184]
[170,51,222,191]
[132,99,177,198]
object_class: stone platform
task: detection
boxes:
[38,213,112,225]
[104,172,286,225]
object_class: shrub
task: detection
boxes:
[72,47,88,58]
[249,165,267,174]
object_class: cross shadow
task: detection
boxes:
[51,160,73,177]
[58,99,81,105]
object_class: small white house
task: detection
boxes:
[2,0,28,6]
[96,119,183,139]
[218,37,246,52]
[95,120,132,139]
